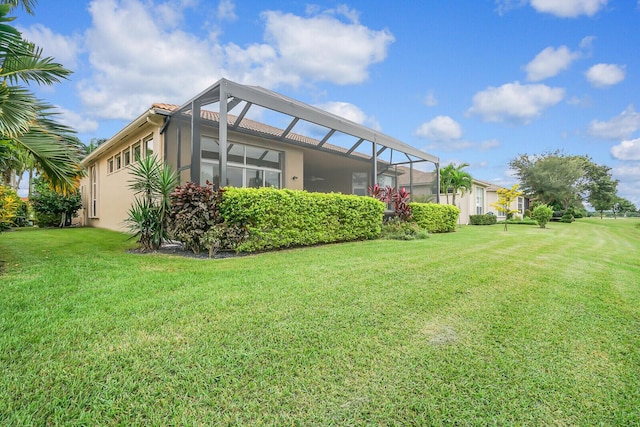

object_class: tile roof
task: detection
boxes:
[152,103,370,159]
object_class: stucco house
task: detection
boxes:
[397,170,528,224]
[79,78,440,231]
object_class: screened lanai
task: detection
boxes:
[162,78,440,200]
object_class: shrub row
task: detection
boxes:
[469,214,497,225]
[409,203,460,233]
[220,187,385,252]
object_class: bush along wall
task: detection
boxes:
[220,187,385,253]
[469,214,497,225]
[409,203,460,233]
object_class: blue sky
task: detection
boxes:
[15,0,640,205]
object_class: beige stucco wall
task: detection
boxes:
[79,121,163,232]
[80,119,306,232]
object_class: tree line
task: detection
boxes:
[510,150,635,218]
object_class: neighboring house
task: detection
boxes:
[79,78,439,231]
[397,171,528,224]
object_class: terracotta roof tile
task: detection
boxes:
[152,103,368,159]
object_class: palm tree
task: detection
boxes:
[439,163,454,204]
[439,162,473,205]
[0,3,83,193]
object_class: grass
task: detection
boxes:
[1,218,639,425]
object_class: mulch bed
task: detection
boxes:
[128,242,247,259]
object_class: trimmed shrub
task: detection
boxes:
[560,212,575,223]
[532,204,553,228]
[409,203,460,233]
[469,214,497,225]
[220,187,385,252]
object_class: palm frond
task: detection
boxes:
[0,84,39,138]
[1,44,72,85]
[2,0,37,15]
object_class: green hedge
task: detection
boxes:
[220,188,385,252]
[409,203,460,233]
[469,214,497,225]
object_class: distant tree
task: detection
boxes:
[84,137,107,156]
[612,197,636,219]
[491,184,523,231]
[585,163,618,219]
[509,151,621,213]
[440,162,472,206]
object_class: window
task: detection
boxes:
[352,172,368,196]
[107,157,114,174]
[475,187,484,215]
[200,138,282,188]
[518,197,524,214]
[377,174,395,188]
[132,142,141,162]
[144,135,154,157]
[123,148,131,166]
[115,153,122,170]
[89,164,98,218]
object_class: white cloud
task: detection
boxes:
[525,46,580,81]
[611,139,640,161]
[585,63,626,87]
[415,116,463,141]
[467,81,565,124]
[80,0,226,119]
[315,101,367,124]
[530,0,608,17]
[567,95,592,107]
[612,163,640,206]
[580,35,596,50]
[479,139,501,150]
[260,10,394,86]
[423,91,438,107]
[55,106,99,133]
[77,0,394,120]
[18,23,81,69]
[217,0,237,21]
[588,105,640,140]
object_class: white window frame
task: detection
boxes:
[200,140,283,189]
[89,164,98,218]
[144,134,154,158]
[475,187,484,215]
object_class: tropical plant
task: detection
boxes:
[0,3,84,193]
[532,204,553,228]
[126,155,178,251]
[168,181,238,255]
[439,163,473,206]
[29,176,81,227]
[368,184,412,221]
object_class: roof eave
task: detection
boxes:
[81,107,170,167]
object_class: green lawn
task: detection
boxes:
[1,219,639,425]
